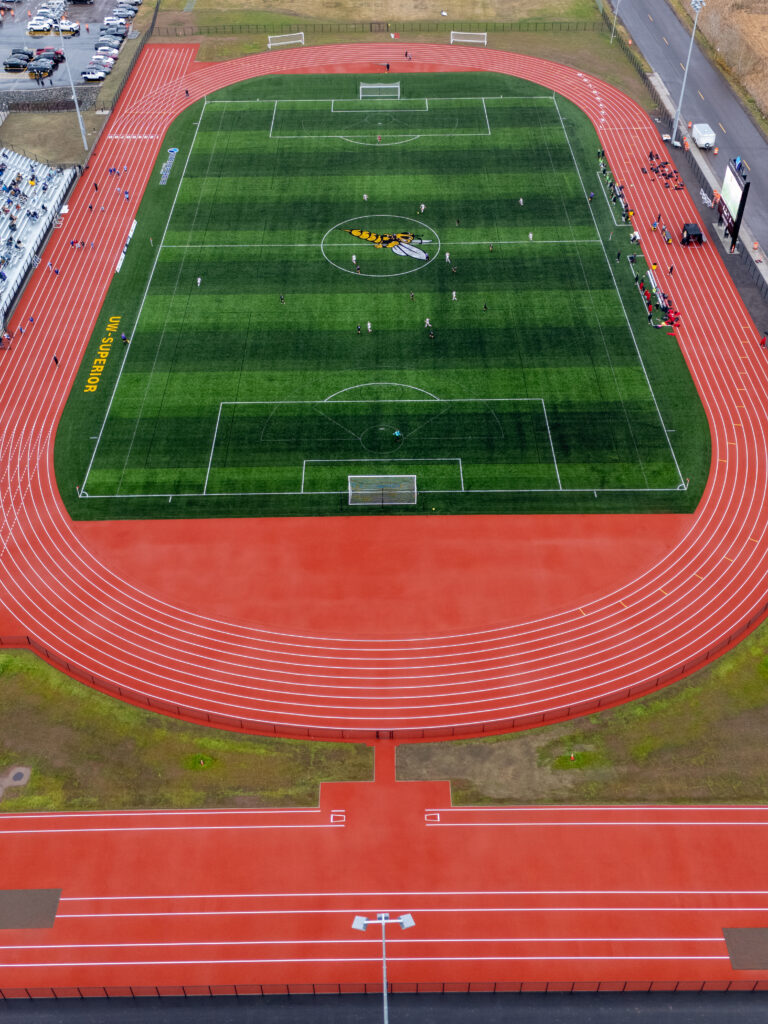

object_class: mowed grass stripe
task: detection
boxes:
[55,73,707,516]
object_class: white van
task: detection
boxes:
[691,123,716,150]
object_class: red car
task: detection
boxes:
[35,45,64,61]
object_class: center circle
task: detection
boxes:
[361,424,404,453]
[321,214,441,277]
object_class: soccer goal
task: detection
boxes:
[348,475,417,506]
[359,82,401,100]
[267,31,304,49]
[450,31,487,46]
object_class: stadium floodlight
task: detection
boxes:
[53,18,89,151]
[609,0,623,44]
[671,0,706,146]
[351,912,415,1024]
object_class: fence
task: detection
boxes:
[2,592,765,740]
[0,978,766,999]
[153,19,603,37]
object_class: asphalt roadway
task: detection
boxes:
[614,0,768,285]
[3,992,768,1023]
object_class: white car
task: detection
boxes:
[103,15,126,25]
[94,45,119,57]
[89,54,114,66]
[81,66,105,80]
[27,18,52,33]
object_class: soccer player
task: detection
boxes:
[451,291,457,301]
[445,252,450,263]
[367,321,372,333]
[197,277,202,287]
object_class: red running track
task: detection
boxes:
[2,747,768,992]
[0,43,767,739]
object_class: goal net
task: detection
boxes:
[359,82,401,100]
[450,31,487,46]
[348,475,417,505]
[267,31,304,49]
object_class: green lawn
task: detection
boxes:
[55,72,710,519]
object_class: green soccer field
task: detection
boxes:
[56,72,710,520]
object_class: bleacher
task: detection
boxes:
[0,149,75,328]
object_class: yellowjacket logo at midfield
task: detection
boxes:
[343,228,430,261]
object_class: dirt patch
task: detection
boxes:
[161,0,593,24]
[0,111,109,166]
[398,731,579,803]
[668,0,768,125]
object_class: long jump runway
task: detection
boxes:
[2,747,768,992]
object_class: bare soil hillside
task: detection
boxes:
[697,0,768,119]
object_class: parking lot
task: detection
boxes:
[0,0,135,91]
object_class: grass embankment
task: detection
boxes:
[0,650,372,811]
[399,616,768,804]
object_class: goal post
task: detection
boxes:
[359,81,401,100]
[348,475,417,506]
[450,31,487,46]
[267,31,304,49]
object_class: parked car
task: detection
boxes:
[88,55,113,68]
[56,19,79,34]
[35,46,64,61]
[97,33,123,47]
[11,45,34,58]
[113,6,137,16]
[102,15,126,25]
[27,56,54,76]
[27,19,53,35]
[3,54,29,70]
[94,44,119,57]
[80,65,105,79]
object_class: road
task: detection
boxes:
[614,0,768,267]
[2,991,768,1023]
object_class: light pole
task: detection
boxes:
[53,18,89,152]
[671,0,706,146]
[609,0,623,45]
[351,911,415,1024]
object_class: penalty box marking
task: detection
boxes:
[203,397,559,497]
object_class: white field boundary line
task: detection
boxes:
[552,94,686,491]
[161,240,605,250]
[114,98,223,498]
[597,169,631,228]
[537,103,649,488]
[207,96,558,104]
[330,98,428,113]
[0,936,726,952]
[0,954,730,968]
[0,823,344,836]
[53,906,768,919]
[268,96,494,140]
[207,397,555,499]
[52,884,768,898]
[79,96,210,499]
[86,378,679,504]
